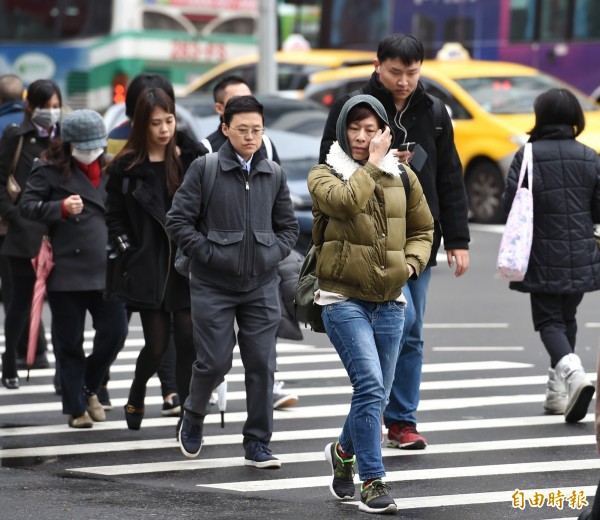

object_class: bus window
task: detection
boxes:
[0,0,111,40]
[509,0,533,42]
[573,0,600,39]
[538,0,569,41]
[143,11,195,34]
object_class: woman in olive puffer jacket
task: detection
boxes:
[308,94,433,514]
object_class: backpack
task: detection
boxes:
[174,152,282,276]
[294,167,411,333]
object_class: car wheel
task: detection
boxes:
[465,160,505,224]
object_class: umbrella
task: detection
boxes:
[27,236,54,381]
[216,380,227,428]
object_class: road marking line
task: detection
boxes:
[0,392,548,416]
[432,346,524,351]
[347,486,597,511]
[424,323,508,328]
[62,435,594,475]
[11,360,532,381]
[8,371,584,398]
[196,459,600,492]
[0,412,591,438]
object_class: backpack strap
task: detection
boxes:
[398,164,410,203]
[201,138,212,153]
[427,93,445,137]
[262,134,273,161]
[262,159,282,202]
[200,152,219,219]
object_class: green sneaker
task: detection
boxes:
[323,440,356,500]
[359,479,397,514]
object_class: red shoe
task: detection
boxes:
[387,422,427,450]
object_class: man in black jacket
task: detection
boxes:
[320,34,470,450]
[166,96,299,468]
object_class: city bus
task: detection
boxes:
[0,0,260,111]
[317,0,600,101]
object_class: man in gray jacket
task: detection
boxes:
[166,96,299,468]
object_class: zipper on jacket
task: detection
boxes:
[242,173,251,289]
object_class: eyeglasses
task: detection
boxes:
[229,126,264,137]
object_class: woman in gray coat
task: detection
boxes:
[20,109,128,428]
[503,88,600,424]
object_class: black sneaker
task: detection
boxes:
[324,441,355,500]
[161,394,181,416]
[359,479,397,514]
[244,441,281,469]
[178,411,203,458]
[97,385,112,410]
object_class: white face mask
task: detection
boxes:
[31,107,61,128]
[72,147,103,165]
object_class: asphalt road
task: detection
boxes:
[1,225,599,520]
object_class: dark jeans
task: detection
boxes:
[187,276,279,445]
[530,292,584,367]
[1,256,48,379]
[47,290,128,417]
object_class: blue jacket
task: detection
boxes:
[0,101,24,136]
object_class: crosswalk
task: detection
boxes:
[0,322,598,520]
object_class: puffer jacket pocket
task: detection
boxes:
[205,229,244,276]
[252,231,281,276]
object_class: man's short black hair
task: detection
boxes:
[377,34,424,65]
[125,73,175,119]
[223,95,264,126]
[212,75,251,103]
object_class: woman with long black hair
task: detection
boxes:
[105,87,202,430]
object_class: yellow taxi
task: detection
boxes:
[304,53,600,224]
[180,48,375,99]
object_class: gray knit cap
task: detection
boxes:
[335,94,390,156]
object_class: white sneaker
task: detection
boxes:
[543,368,567,415]
[272,381,298,409]
[555,353,595,423]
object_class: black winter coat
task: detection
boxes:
[503,125,600,294]
[166,140,299,293]
[105,137,204,309]
[319,74,470,264]
[20,161,109,292]
[0,120,52,258]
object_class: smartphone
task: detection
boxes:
[399,142,416,152]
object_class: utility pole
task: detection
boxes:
[256,0,278,94]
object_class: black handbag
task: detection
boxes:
[293,241,325,333]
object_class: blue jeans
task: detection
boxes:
[323,298,404,481]
[384,267,431,427]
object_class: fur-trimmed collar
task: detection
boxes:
[325,141,402,181]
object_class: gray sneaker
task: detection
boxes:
[324,441,355,500]
[359,479,397,514]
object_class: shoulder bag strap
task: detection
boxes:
[10,135,24,178]
[200,152,219,219]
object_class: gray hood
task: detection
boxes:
[335,94,390,156]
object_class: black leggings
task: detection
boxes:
[128,308,194,407]
[530,292,584,367]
